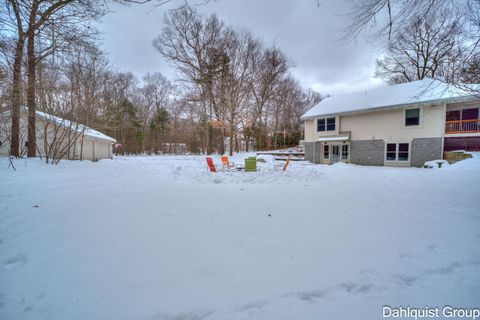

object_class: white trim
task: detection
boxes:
[316,116,336,132]
[323,143,330,161]
[403,106,423,129]
[318,135,350,142]
[341,144,350,162]
[385,142,411,164]
[441,101,446,158]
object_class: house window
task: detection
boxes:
[317,117,336,132]
[386,143,397,161]
[323,145,329,160]
[326,117,336,131]
[446,110,461,121]
[461,108,479,120]
[317,118,325,131]
[341,144,349,160]
[398,143,409,161]
[386,143,410,162]
[405,108,420,126]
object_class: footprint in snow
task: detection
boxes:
[341,282,357,293]
[340,282,373,294]
[294,289,328,302]
[428,262,462,275]
[152,308,213,320]
[2,255,28,272]
[395,274,419,286]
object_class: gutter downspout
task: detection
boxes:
[441,101,447,159]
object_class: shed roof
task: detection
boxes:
[33,109,116,143]
[2,107,116,143]
[301,79,479,120]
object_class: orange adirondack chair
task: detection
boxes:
[283,156,291,171]
[206,157,216,172]
[221,156,234,168]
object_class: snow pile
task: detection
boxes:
[423,159,450,169]
[1,154,480,320]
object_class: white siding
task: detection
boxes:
[0,111,114,161]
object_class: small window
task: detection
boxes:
[386,143,397,161]
[317,118,326,132]
[405,108,420,126]
[386,143,410,162]
[341,144,349,160]
[323,145,329,160]
[398,143,409,161]
[326,117,336,131]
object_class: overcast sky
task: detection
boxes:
[99,0,387,96]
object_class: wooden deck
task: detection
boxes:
[257,150,305,161]
[445,119,480,134]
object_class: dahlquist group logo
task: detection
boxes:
[383,306,480,319]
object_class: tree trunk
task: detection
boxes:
[10,0,25,158]
[26,4,38,158]
[229,126,234,156]
[219,128,225,155]
[10,35,25,157]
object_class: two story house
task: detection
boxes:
[301,79,480,167]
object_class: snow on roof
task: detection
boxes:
[16,106,116,143]
[301,79,479,119]
[318,135,350,142]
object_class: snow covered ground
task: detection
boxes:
[1,154,479,320]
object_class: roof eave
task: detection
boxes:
[301,95,479,120]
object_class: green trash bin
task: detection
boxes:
[245,157,257,172]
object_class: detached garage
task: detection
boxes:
[0,107,116,161]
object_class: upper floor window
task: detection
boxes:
[405,108,420,126]
[317,117,336,132]
[327,117,336,131]
[317,118,325,131]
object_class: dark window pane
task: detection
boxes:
[317,118,326,131]
[398,152,409,161]
[326,117,335,131]
[398,143,409,152]
[341,145,348,160]
[406,109,420,118]
[405,108,420,126]
[386,152,396,161]
[446,110,461,121]
[461,108,479,120]
[406,117,420,126]
[323,145,329,159]
[387,143,396,152]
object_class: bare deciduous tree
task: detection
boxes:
[375,10,466,84]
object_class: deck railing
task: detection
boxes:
[445,119,480,134]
